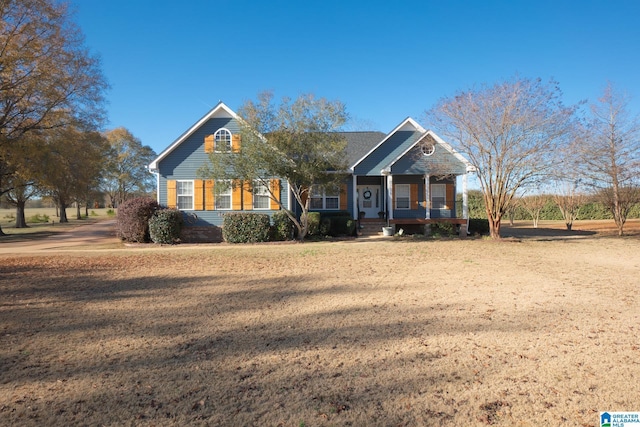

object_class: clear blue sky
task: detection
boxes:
[71,0,640,155]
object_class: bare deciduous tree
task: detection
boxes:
[427,77,576,238]
[573,83,640,236]
[519,194,549,228]
[553,180,585,231]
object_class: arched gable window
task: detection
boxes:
[214,128,232,151]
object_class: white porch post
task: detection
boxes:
[462,173,469,219]
[386,174,393,220]
[352,174,358,218]
[424,174,431,219]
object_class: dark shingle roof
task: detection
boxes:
[337,131,387,167]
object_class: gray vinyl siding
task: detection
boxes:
[391,146,467,175]
[353,131,421,176]
[156,116,289,227]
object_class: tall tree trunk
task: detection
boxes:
[489,217,501,239]
[76,203,81,220]
[59,200,69,223]
[15,200,28,228]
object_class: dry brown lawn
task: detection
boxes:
[1,221,640,426]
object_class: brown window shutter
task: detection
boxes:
[410,184,419,210]
[231,134,241,152]
[232,180,243,210]
[243,181,253,211]
[204,135,214,153]
[205,180,215,210]
[446,184,455,210]
[167,180,177,208]
[194,180,204,210]
[340,183,348,210]
[270,179,281,210]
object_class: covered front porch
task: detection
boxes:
[351,173,471,224]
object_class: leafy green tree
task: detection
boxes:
[101,128,156,208]
[428,77,576,238]
[200,92,349,240]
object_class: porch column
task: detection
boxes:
[352,174,358,219]
[386,174,393,220]
[462,173,469,219]
[424,174,431,219]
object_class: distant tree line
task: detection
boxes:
[458,190,640,224]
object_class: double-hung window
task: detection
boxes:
[176,180,194,210]
[215,180,232,210]
[395,184,410,209]
[310,186,339,210]
[253,181,270,209]
[214,128,232,152]
[431,184,446,209]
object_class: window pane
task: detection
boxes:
[178,196,192,210]
[325,197,339,209]
[396,185,410,209]
[253,183,270,209]
[214,129,232,151]
[215,181,231,209]
[176,181,193,210]
[216,195,231,210]
[310,197,323,209]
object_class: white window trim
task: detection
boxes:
[214,128,232,152]
[253,181,270,210]
[215,180,232,210]
[431,183,447,210]
[395,184,411,210]
[176,179,194,211]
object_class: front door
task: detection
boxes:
[357,185,382,219]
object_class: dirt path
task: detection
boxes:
[0,220,120,254]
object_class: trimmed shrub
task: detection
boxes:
[468,218,490,235]
[149,208,183,244]
[325,216,356,236]
[116,197,159,242]
[223,213,271,243]
[271,210,295,241]
[429,221,456,238]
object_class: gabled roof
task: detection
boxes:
[351,117,474,176]
[384,129,476,174]
[148,102,239,170]
[340,131,387,166]
[350,117,424,171]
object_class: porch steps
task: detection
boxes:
[358,220,390,238]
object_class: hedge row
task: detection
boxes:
[458,190,640,221]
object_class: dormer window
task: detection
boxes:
[214,128,232,151]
